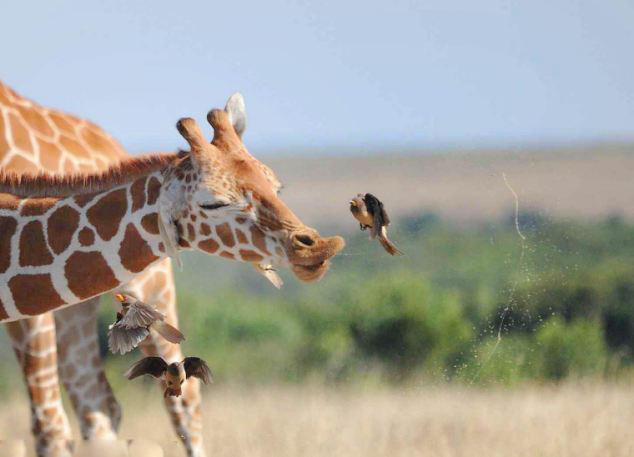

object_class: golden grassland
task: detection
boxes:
[2,382,634,456]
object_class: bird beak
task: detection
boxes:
[114,294,125,302]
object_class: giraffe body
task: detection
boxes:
[0,98,344,320]
[0,81,204,457]
[0,81,345,456]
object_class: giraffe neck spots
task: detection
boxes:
[0,172,167,321]
[119,223,159,273]
[64,251,120,300]
[130,177,146,212]
[86,188,128,241]
[0,216,17,273]
[141,213,160,235]
[48,205,80,254]
[9,274,65,315]
[19,220,53,267]
[78,227,95,246]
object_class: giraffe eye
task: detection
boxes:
[200,202,229,210]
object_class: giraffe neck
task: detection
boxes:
[0,171,169,322]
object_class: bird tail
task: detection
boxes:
[379,235,404,256]
[153,321,185,344]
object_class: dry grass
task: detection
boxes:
[2,383,634,456]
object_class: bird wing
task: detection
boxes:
[120,301,165,329]
[108,324,150,355]
[364,193,390,238]
[125,357,168,380]
[183,357,213,384]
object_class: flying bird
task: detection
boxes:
[108,293,185,355]
[125,356,213,397]
[349,193,403,256]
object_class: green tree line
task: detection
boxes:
[97,211,634,385]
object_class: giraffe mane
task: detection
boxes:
[0,153,178,198]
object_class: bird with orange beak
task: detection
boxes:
[108,293,185,354]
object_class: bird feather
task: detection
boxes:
[125,357,168,380]
[108,325,150,355]
[183,357,213,384]
[120,302,166,329]
[153,321,185,344]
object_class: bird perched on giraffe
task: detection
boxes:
[349,193,403,256]
[125,356,213,397]
[108,293,185,354]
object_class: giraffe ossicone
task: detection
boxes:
[0,94,345,322]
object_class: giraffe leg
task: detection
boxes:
[54,298,121,441]
[5,314,73,457]
[121,258,206,457]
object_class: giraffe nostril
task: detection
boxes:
[293,233,315,247]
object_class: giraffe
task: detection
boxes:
[0,84,345,449]
[0,102,344,321]
[0,81,205,457]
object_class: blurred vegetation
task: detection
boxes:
[2,210,634,393]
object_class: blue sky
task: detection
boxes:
[2,0,633,154]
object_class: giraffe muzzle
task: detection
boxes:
[286,232,345,282]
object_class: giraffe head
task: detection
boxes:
[158,94,345,282]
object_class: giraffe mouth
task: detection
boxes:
[286,234,345,282]
[291,260,330,282]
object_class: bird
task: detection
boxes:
[125,356,213,397]
[107,293,185,355]
[349,193,403,256]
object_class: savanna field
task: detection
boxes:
[3,383,634,457]
[1,149,634,456]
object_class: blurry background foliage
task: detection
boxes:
[1,209,633,395]
[1,210,617,393]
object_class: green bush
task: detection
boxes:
[489,275,601,335]
[533,317,607,380]
[74,213,634,388]
[175,291,306,382]
[345,272,472,380]
[461,318,607,384]
[594,262,634,356]
[458,334,536,385]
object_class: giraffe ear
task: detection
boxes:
[224,93,247,138]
